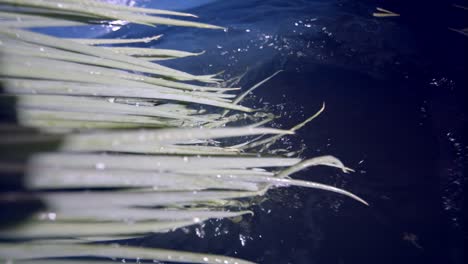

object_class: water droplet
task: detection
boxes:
[239,234,247,246]
[95,162,106,170]
[48,212,56,220]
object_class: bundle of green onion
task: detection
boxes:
[0,1,367,263]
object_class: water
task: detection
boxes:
[98,0,467,263]
[6,0,467,263]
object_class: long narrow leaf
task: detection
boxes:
[60,127,294,151]
[0,0,223,29]
[34,207,252,222]
[0,28,217,82]
[66,34,162,45]
[29,153,302,171]
[0,219,206,238]
[41,190,263,209]
[0,243,255,264]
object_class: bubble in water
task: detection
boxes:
[239,234,247,246]
[95,162,106,170]
[47,212,56,220]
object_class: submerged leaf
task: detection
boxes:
[33,207,253,222]
[66,35,163,45]
[107,47,205,58]
[0,0,223,29]
[0,219,202,238]
[60,127,294,151]
[0,243,256,264]
[0,1,368,263]
[0,28,217,82]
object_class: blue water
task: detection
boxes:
[31,0,468,263]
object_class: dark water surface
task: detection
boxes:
[39,0,468,263]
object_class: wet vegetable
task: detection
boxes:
[0,0,367,263]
